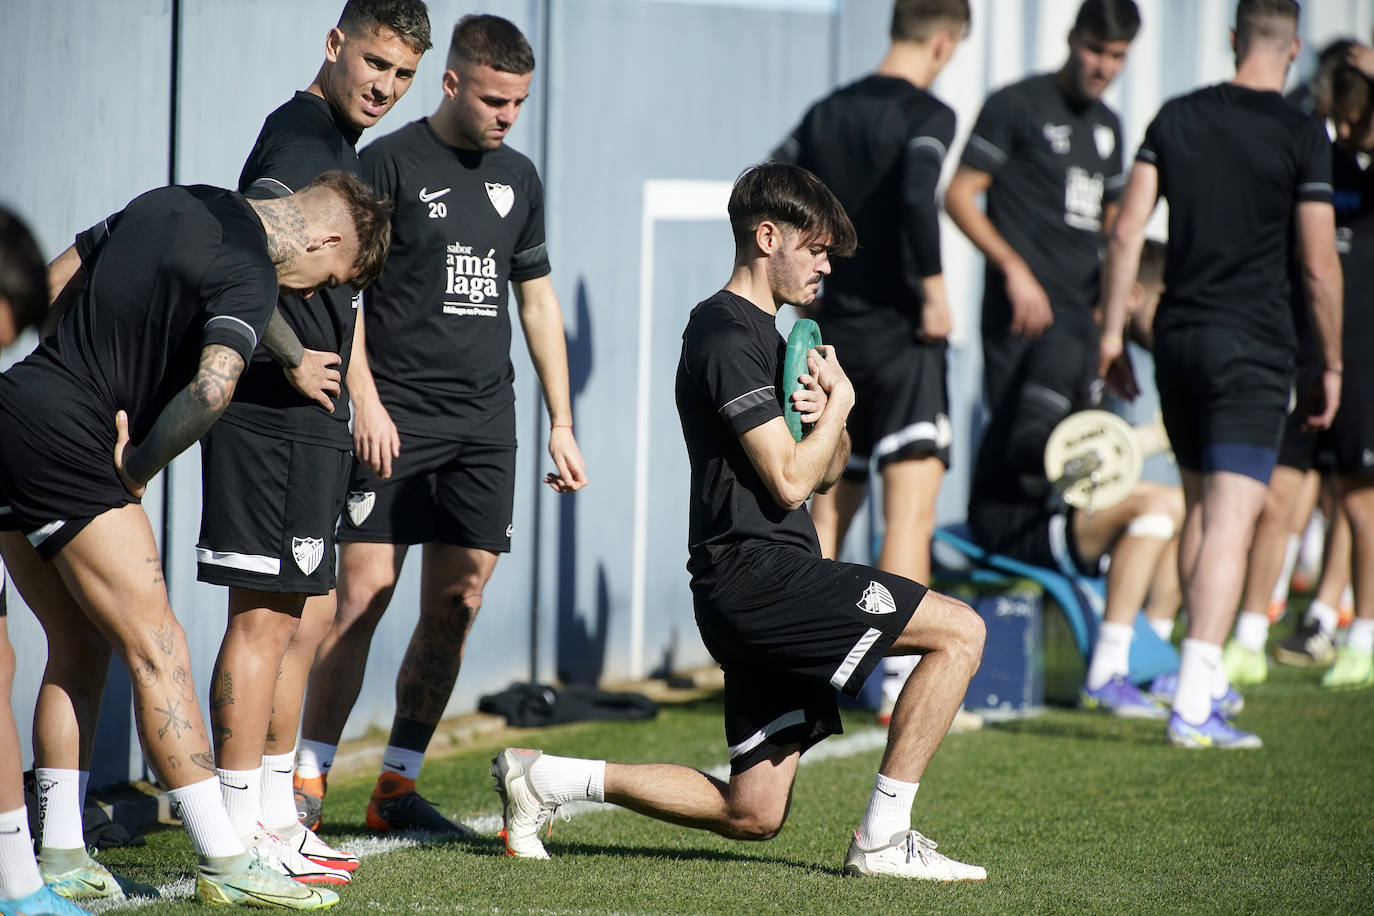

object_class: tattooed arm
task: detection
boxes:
[262,309,342,413]
[115,343,245,496]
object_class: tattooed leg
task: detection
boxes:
[211,588,304,769]
[0,531,110,771]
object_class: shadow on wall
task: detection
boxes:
[555,278,610,685]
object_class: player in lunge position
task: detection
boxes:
[493,163,987,882]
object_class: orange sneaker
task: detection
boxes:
[294,773,327,832]
[365,773,474,836]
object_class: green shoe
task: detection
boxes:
[196,854,339,909]
[40,850,159,902]
[1222,640,1268,686]
[1321,645,1374,690]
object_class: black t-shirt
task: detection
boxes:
[1140,83,1333,352]
[222,91,364,447]
[960,73,1125,324]
[774,75,955,348]
[968,310,1100,511]
[360,119,551,443]
[0,186,277,442]
[1335,147,1374,351]
[676,291,821,594]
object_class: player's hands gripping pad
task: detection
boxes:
[783,319,823,442]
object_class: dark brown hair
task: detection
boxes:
[304,171,394,290]
[1234,0,1300,59]
[0,207,47,333]
[890,0,970,43]
[338,0,433,53]
[1073,0,1141,42]
[728,164,857,258]
[447,14,535,74]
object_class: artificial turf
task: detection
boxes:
[89,614,1372,915]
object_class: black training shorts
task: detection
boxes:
[338,431,516,552]
[1154,326,1291,481]
[693,544,926,774]
[841,340,952,479]
[1326,358,1374,478]
[967,500,1100,577]
[196,421,353,595]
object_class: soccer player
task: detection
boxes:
[771,0,969,724]
[0,172,391,909]
[1316,63,1374,689]
[295,14,587,834]
[945,0,1139,416]
[967,245,1185,718]
[0,209,90,916]
[190,0,428,881]
[1099,0,1343,748]
[492,163,987,882]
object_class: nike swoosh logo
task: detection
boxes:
[271,769,293,775]
[223,782,250,791]
[877,788,897,798]
[418,187,451,203]
[0,827,20,834]
[78,878,110,892]
[384,763,407,772]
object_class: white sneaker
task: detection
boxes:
[271,822,360,873]
[491,748,563,859]
[844,829,987,882]
[249,828,352,885]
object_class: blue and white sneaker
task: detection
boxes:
[1167,712,1263,749]
[1148,671,1244,718]
[1078,675,1168,719]
[0,885,93,916]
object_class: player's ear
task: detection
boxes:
[754,220,780,256]
[324,27,346,64]
[1228,28,1238,56]
[305,233,344,253]
[441,67,461,100]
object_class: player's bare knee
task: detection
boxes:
[724,803,788,841]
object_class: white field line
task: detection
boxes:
[86,728,893,910]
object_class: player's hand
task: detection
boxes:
[806,345,854,412]
[917,298,952,342]
[791,371,828,425]
[545,425,588,494]
[1006,264,1053,338]
[284,349,342,413]
[1304,368,1342,432]
[353,392,401,479]
[113,410,146,499]
[1099,337,1139,400]
[1348,44,1374,79]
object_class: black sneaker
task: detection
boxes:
[365,774,475,837]
[1273,619,1336,667]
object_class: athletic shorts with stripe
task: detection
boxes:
[967,502,1102,578]
[693,544,926,774]
[338,431,515,552]
[196,421,352,595]
[839,339,951,480]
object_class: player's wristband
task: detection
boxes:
[552,423,573,430]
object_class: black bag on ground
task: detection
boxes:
[478,682,658,727]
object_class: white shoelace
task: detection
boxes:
[902,831,939,866]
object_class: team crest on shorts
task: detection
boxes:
[293,537,324,576]
[485,182,514,218]
[857,581,897,616]
[346,490,375,527]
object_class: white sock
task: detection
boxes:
[881,656,920,706]
[296,739,336,781]
[1086,622,1134,690]
[170,776,247,859]
[1174,638,1223,725]
[857,774,917,849]
[1307,600,1339,636]
[1234,611,1271,654]
[260,751,299,832]
[379,746,425,781]
[1148,616,1174,642]
[1341,584,1354,616]
[0,806,43,899]
[33,767,85,851]
[528,754,605,805]
[1347,618,1374,655]
[1271,534,1301,603]
[216,766,264,840]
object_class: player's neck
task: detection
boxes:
[875,42,940,90]
[724,264,781,317]
[1231,55,1288,93]
[428,104,480,151]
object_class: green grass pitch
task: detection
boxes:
[87,617,1372,914]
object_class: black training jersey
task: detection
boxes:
[223,91,364,447]
[960,73,1125,321]
[360,119,551,443]
[774,75,955,346]
[1140,83,1333,351]
[969,310,1099,511]
[1335,147,1374,349]
[0,186,277,442]
[676,291,821,594]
